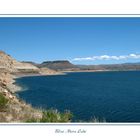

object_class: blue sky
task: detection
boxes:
[0,17,140,64]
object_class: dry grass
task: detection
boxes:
[0,93,42,122]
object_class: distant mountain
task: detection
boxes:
[123,62,140,65]
[38,60,79,71]
[77,63,140,71]
[2,49,140,73]
[22,59,140,72]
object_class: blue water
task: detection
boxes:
[16,71,140,122]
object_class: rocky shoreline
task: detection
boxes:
[0,72,43,122]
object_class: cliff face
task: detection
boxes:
[39,60,79,71]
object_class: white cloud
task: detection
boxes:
[72,54,140,61]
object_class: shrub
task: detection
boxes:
[25,109,72,123]
[0,93,8,111]
[40,109,72,123]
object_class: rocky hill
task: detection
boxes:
[0,51,16,72]
[39,60,80,71]
[0,51,39,73]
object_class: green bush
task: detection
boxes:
[26,109,73,123]
[40,109,73,123]
[0,93,8,111]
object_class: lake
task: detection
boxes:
[16,71,140,122]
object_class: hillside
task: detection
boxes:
[0,51,42,122]
[0,51,39,74]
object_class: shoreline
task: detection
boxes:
[62,69,140,73]
[13,69,140,79]
[0,72,43,122]
[13,72,66,79]
[12,69,140,94]
[12,72,67,93]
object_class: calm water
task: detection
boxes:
[16,71,140,122]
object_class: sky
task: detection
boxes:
[0,17,140,65]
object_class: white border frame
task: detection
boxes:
[0,14,140,126]
[1,14,140,140]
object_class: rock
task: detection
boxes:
[3,89,8,93]
[9,94,14,99]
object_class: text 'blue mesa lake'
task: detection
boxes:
[16,71,140,122]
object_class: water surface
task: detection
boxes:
[16,71,140,122]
